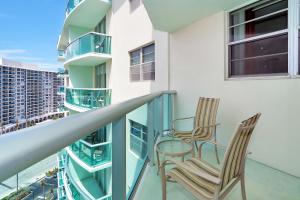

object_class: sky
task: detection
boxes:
[0,0,66,71]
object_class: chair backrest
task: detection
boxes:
[220,113,261,190]
[194,97,220,137]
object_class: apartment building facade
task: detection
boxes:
[56,0,300,200]
[0,58,64,131]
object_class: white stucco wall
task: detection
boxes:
[69,26,92,42]
[169,11,300,177]
[108,0,169,103]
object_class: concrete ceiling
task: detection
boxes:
[57,0,111,50]
[143,0,252,32]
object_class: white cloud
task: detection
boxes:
[0,49,61,71]
[5,56,43,61]
[0,49,28,56]
[33,62,62,72]
[0,49,43,62]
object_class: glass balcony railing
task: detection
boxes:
[58,50,65,57]
[66,0,82,15]
[70,140,111,167]
[58,86,65,94]
[65,32,112,61]
[66,0,111,16]
[65,156,112,200]
[65,88,111,109]
[0,91,175,200]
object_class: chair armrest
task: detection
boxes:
[172,117,195,131]
[173,116,195,123]
[199,140,226,150]
[173,160,221,185]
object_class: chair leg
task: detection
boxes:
[213,131,220,164]
[214,143,220,164]
[194,141,199,151]
[240,175,247,200]
[161,165,167,200]
[198,141,205,159]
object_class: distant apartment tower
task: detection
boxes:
[0,58,64,127]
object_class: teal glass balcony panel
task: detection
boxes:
[0,154,57,199]
[65,33,112,61]
[58,86,65,94]
[66,0,82,15]
[58,50,65,57]
[0,91,176,200]
[69,182,81,200]
[66,157,112,200]
[66,88,111,109]
[58,186,66,200]
[126,104,149,199]
[162,93,173,132]
[68,179,112,200]
[58,171,64,187]
[124,94,174,199]
[70,140,111,167]
[66,0,112,16]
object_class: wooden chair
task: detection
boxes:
[161,113,261,200]
[172,97,220,163]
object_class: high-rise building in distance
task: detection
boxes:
[0,58,64,131]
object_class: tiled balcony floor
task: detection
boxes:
[135,140,300,200]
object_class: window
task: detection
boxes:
[227,0,295,77]
[130,43,155,81]
[129,120,148,159]
[95,63,106,88]
[95,17,106,34]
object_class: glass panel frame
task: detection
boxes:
[129,43,155,82]
[226,0,297,78]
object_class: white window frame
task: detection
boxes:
[129,120,148,159]
[129,42,155,82]
[225,0,300,80]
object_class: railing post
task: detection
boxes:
[169,94,174,131]
[158,95,163,136]
[147,100,155,165]
[112,117,126,200]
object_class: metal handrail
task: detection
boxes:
[79,139,111,148]
[0,90,176,182]
[66,32,112,49]
[66,87,112,91]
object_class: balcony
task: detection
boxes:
[65,88,111,112]
[57,0,111,50]
[64,32,112,67]
[58,86,65,95]
[65,156,112,200]
[69,140,111,168]
[58,50,65,62]
[1,91,299,200]
[66,0,82,15]
[134,143,300,200]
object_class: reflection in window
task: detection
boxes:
[129,43,155,81]
[228,0,288,77]
[129,120,147,159]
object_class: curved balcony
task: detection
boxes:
[64,33,112,67]
[65,88,111,112]
[64,156,112,200]
[58,86,65,95]
[70,140,111,167]
[58,0,111,49]
[57,50,65,62]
